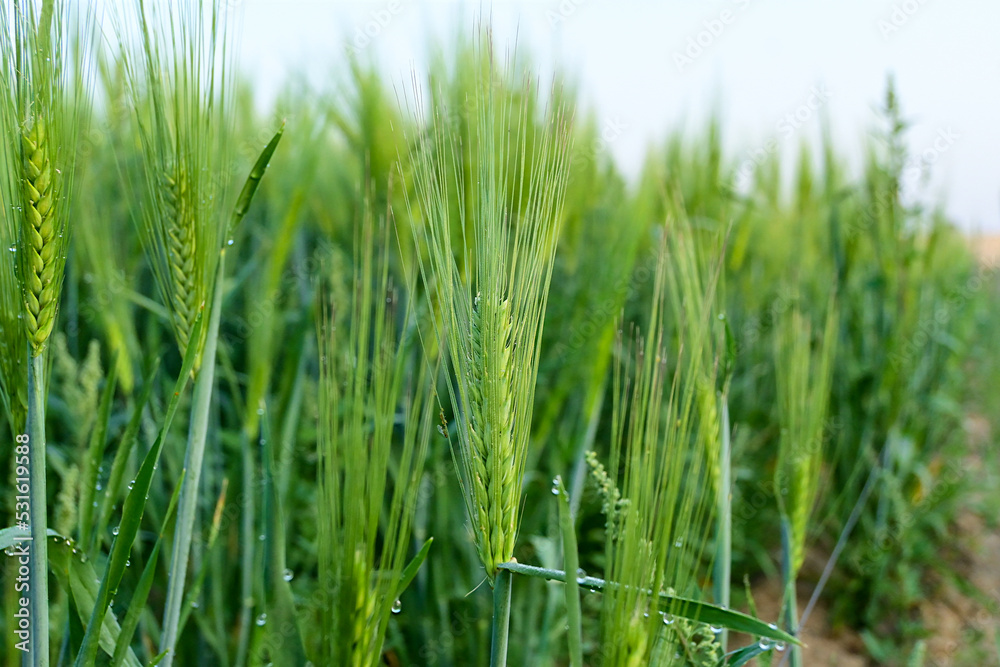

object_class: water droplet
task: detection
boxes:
[258,534,266,541]
[551,476,561,495]
[8,244,15,253]
[256,407,265,416]
[643,612,649,618]
[92,501,98,508]
[112,526,119,536]
[767,623,778,631]
[758,638,771,650]
[282,568,294,582]
[391,599,402,614]
[775,641,786,652]
[663,613,674,626]
[127,480,135,490]
[437,424,447,437]
[710,625,723,635]
[575,568,587,584]
[125,559,131,567]
[673,539,683,548]
[191,600,199,609]
[96,483,102,491]
[227,239,234,246]
[256,612,267,626]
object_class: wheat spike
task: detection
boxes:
[21,117,59,355]
[162,165,197,353]
[467,291,517,578]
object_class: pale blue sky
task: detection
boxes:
[237,1,999,231]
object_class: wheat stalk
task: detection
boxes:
[316,196,432,667]
[405,36,572,589]
[0,3,92,665]
[117,0,233,367]
[599,225,722,667]
[115,3,249,664]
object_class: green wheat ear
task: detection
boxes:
[161,164,198,352]
[316,195,432,667]
[117,0,236,367]
[21,117,60,354]
[774,301,838,575]
[467,291,517,576]
[599,222,723,667]
[404,36,573,585]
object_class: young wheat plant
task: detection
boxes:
[405,39,572,588]
[314,198,432,667]
[117,2,277,663]
[774,301,837,667]
[599,224,722,667]
[118,0,234,367]
[0,2,91,663]
[404,37,572,665]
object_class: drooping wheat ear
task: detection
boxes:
[20,117,59,355]
[161,165,198,353]
[467,292,517,576]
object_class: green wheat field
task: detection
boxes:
[1,1,998,666]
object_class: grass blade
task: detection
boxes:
[110,470,186,667]
[74,312,204,667]
[395,537,434,601]
[718,642,774,667]
[0,525,29,549]
[79,351,120,552]
[227,124,285,239]
[96,360,162,550]
[496,562,800,645]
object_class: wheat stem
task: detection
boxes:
[556,476,583,667]
[234,428,254,667]
[159,251,225,667]
[713,397,732,653]
[25,350,49,667]
[490,566,513,667]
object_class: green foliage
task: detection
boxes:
[311,199,432,666]
[0,12,989,667]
